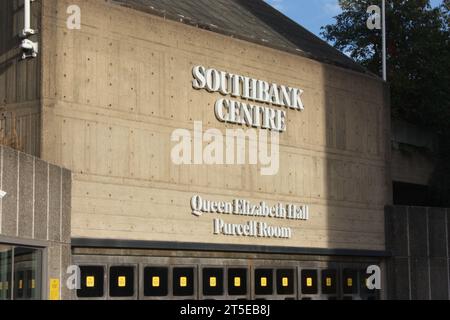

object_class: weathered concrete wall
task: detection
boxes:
[40,0,390,251]
[0,145,72,299]
[0,0,42,156]
[391,120,438,186]
[385,206,450,300]
[391,148,436,186]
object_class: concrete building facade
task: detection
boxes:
[4,0,443,300]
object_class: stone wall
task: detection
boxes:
[386,206,450,300]
[0,0,42,156]
[0,145,72,299]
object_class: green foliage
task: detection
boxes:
[322,1,450,206]
[321,0,450,134]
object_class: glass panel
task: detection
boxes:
[202,268,224,296]
[173,267,194,296]
[13,247,42,300]
[276,269,295,295]
[254,269,273,295]
[0,245,13,300]
[109,266,135,298]
[342,269,358,295]
[228,268,247,296]
[301,269,318,295]
[143,267,169,297]
[77,266,105,298]
[321,269,338,295]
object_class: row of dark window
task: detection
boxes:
[77,266,376,299]
[0,246,42,301]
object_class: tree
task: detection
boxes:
[321,0,450,133]
[322,0,450,206]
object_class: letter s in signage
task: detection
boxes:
[192,66,207,90]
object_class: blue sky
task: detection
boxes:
[265,0,444,39]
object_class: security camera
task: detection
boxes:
[0,190,7,199]
[21,28,36,38]
[20,39,38,59]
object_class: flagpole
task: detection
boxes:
[382,0,387,81]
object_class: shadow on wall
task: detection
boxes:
[239,0,389,246]
[0,0,26,77]
[385,206,450,300]
[0,1,27,152]
[322,62,391,299]
[0,0,42,156]
[428,136,450,207]
[241,0,389,299]
[0,110,26,151]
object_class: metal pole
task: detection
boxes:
[22,0,36,37]
[24,0,31,34]
[20,0,38,59]
[382,0,387,81]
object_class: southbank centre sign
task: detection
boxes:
[192,65,305,132]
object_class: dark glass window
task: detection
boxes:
[12,247,42,300]
[342,269,358,294]
[202,268,224,296]
[321,269,337,295]
[301,269,318,295]
[77,266,104,298]
[15,271,25,299]
[0,246,12,300]
[0,245,41,301]
[26,270,35,299]
[228,268,247,296]
[109,266,135,297]
[173,267,194,296]
[276,269,295,295]
[254,269,273,295]
[143,267,168,297]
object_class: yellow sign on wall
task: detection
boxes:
[234,277,241,287]
[282,277,289,287]
[86,276,95,288]
[152,276,160,287]
[260,277,267,287]
[180,277,187,287]
[347,278,353,287]
[209,277,217,288]
[49,279,60,300]
[118,276,126,288]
